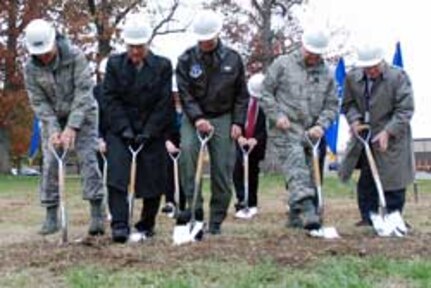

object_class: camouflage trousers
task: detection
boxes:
[39,118,104,207]
[272,135,316,207]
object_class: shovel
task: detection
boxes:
[304,134,340,239]
[189,131,213,237]
[100,152,112,221]
[355,125,408,237]
[50,145,68,244]
[174,130,214,245]
[169,149,194,245]
[128,144,143,228]
[235,142,254,219]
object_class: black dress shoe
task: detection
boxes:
[112,227,129,243]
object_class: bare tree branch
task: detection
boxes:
[153,27,187,36]
[114,0,142,25]
[88,0,96,16]
[251,0,264,17]
[148,0,180,43]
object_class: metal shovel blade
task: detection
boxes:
[309,227,340,239]
[172,221,205,245]
[173,225,193,245]
[370,211,408,238]
[370,212,393,237]
[386,211,408,237]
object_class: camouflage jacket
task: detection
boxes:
[24,34,97,136]
[261,48,337,139]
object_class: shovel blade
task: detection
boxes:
[172,221,205,246]
[309,227,340,239]
[386,211,408,237]
[370,211,407,237]
[370,212,392,237]
[173,225,193,245]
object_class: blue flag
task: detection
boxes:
[392,41,403,68]
[28,116,40,159]
[325,58,346,154]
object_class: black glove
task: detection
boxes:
[121,127,135,145]
[134,133,150,146]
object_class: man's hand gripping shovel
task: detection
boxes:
[304,134,340,239]
[355,125,408,237]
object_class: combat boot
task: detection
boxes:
[88,199,105,236]
[286,203,303,228]
[301,198,321,230]
[38,206,59,235]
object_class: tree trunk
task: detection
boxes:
[5,0,21,91]
[0,128,10,173]
[259,0,282,173]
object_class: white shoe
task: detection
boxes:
[248,207,258,217]
[129,231,146,243]
[235,209,252,219]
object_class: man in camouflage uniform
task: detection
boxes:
[261,28,338,230]
[23,19,105,236]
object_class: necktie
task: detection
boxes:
[245,97,259,138]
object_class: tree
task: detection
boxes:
[209,0,303,72]
[0,0,189,172]
[209,0,303,172]
[0,0,53,172]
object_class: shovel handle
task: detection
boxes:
[173,156,180,207]
[197,129,214,146]
[49,144,68,243]
[355,125,388,212]
[168,150,181,161]
[354,124,371,144]
[243,151,249,209]
[363,142,387,211]
[304,134,323,213]
[128,144,143,226]
[100,152,112,221]
[190,131,210,225]
[239,142,254,155]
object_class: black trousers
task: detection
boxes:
[165,154,186,210]
[108,186,161,232]
[233,150,261,209]
[357,153,406,222]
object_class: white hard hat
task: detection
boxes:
[247,73,265,98]
[24,19,56,55]
[122,17,151,45]
[98,57,108,74]
[301,28,329,55]
[355,43,384,68]
[192,10,223,41]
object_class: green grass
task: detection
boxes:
[61,256,431,288]
[1,173,431,288]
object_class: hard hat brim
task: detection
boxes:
[355,58,383,68]
[303,42,326,55]
[26,32,55,55]
[123,37,150,45]
[194,30,220,42]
